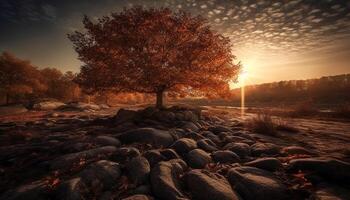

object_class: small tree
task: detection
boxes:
[0,52,44,104]
[69,7,240,108]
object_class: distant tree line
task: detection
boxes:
[231,74,350,105]
[0,52,80,105]
[177,74,350,107]
[0,52,153,105]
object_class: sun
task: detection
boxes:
[237,69,249,87]
[239,70,248,81]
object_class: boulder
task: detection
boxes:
[223,136,255,145]
[245,158,282,172]
[186,170,240,200]
[205,133,222,145]
[197,139,218,152]
[122,195,153,200]
[54,178,88,200]
[281,146,313,156]
[98,191,113,200]
[99,104,110,109]
[287,157,350,183]
[95,136,121,147]
[151,160,189,200]
[170,107,200,122]
[76,102,100,110]
[118,128,174,147]
[114,109,138,124]
[50,112,59,117]
[126,157,151,185]
[50,146,117,170]
[130,185,152,195]
[140,107,158,118]
[78,160,121,190]
[187,149,212,169]
[181,122,199,132]
[144,150,166,167]
[224,142,251,158]
[227,167,289,200]
[171,128,186,139]
[60,102,100,111]
[183,132,205,141]
[310,184,350,200]
[181,110,198,122]
[33,101,66,110]
[212,150,240,164]
[153,110,176,122]
[232,131,255,140]
[251,143,280,157]
[171,138,197,155]
[160,149,181,160]
[113,147,141,161]
[208,125,232,134]
[0,181,48,200]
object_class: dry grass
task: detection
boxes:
[246,114,278,136]
[246,113,299,136]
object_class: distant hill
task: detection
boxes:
[177,74,350,107]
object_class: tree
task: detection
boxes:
[40,68,63,99]
[40,68,80,101]
[61,71,81,101]
[0,52,44,104]
[69,7,240,108]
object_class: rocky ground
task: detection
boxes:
[0,105,350,200]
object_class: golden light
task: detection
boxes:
[239,70,248,118]
[238,70,248,87]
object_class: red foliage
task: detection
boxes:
[69,7,240,107]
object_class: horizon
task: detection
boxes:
[231,72,350,89]
[1,0,350,85]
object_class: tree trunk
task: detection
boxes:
[156,91,164,108]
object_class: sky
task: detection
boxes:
[1,0,350,86]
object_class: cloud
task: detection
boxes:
[156,0,350,56]
[0,0,56,23]
[1,0,350,68]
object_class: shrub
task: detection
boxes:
[246,113,299,136]
[246,113,278,136]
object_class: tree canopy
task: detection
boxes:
[0,52,44,104]
[69,7,240,107]
[0,52,80,104]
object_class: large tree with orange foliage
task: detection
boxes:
[69,7,240,108]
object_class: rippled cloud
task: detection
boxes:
[0,0,57,22]
[142,0,350,56]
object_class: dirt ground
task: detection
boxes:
[204,106,350,161]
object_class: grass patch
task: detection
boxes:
[246,114,278,136]
[246,113,299,136]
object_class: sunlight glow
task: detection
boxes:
[239,70,247,118]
